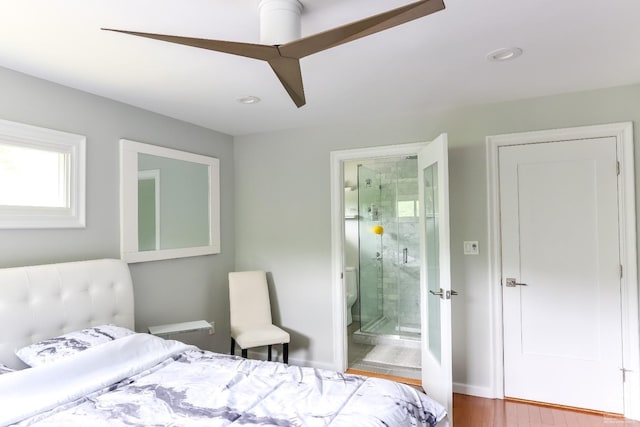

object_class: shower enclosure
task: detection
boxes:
[354,157,421,347]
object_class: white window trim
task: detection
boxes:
[0,119,86,229]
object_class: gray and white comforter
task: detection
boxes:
[0,334,446,426]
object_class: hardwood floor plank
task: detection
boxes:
[539,406,555,425]
[344,368,421,386]
[528,404,542,424]
[551,408,568,427]
[453,394,640,427]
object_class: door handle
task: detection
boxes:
[505,278,527,287]
[429,289,459,299]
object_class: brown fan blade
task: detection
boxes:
[102,0,444,108]
[102,28,306,106]
[279,0,445,59]
[102,28,279,61]
[268,56,306,107]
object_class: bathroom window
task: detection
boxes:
[398,200,419,218]
[0,119,85,228]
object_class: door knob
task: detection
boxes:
[505,278,527,287]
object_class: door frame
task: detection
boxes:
[330,141,430,372]
[486,122,639,420]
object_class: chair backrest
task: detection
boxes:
[229,271,273,329]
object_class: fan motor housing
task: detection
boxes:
[258,0,303,46]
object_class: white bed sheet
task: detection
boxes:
[1,334,447,427]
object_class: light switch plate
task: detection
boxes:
[464,241,479,255]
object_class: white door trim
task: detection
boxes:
[486,122,639,420]
[329,141,430,372]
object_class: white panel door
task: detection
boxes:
[419,134,453,420]
[500,137,623,413]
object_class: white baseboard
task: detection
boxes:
[289,358,336,371]
[243,349,336,371]
[243,349,498,398]
[453,382,499,399]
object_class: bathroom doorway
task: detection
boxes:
[343,154,422,380]
[331,136,453,411]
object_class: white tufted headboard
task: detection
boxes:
[0,258,134,369]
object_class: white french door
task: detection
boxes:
[419,133,453,419]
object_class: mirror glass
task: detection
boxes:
[120,139,220,263]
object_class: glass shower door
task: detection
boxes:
[358,158,421,340]
[396,158,421,340]
[357,165,383,334]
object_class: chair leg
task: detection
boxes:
[267,345,272,361]
[241,348,248,359]
[283,343,288,364]
[230,338,235,356]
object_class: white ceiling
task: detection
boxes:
[1,0,639,136]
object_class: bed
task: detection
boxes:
[0,259,448,426]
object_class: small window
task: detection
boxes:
[398,200,419,217]
[0,119,85,228]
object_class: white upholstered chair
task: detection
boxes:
[228,271,290,364]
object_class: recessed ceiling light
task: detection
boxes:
[486,47,523,62]
[237,96,261,105]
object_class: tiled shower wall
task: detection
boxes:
[358,158,420,336]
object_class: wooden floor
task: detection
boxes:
[454,394,640,427]
[346,369,640,426]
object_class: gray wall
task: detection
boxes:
[0,66,235,353]
[2,61,639,392]
[234,83,640,390]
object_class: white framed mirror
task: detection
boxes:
[120,139,220,263]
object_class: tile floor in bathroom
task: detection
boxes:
[347,321,421,380]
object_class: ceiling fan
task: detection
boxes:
[103,0,445,108]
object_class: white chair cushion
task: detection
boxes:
[232,324,290,349]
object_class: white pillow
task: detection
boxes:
[16,324,135,367]
[0,364,13,375]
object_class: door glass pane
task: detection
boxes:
[424,162,441,363]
